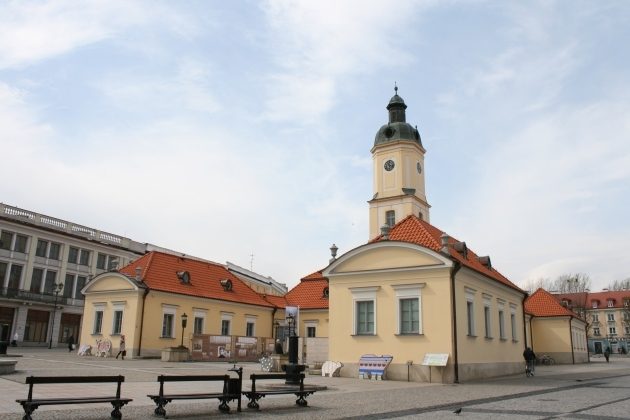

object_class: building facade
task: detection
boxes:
[557,290,630,354]
[323,90,528,383]
[0,203,146,347]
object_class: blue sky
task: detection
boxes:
[1,0,629,291]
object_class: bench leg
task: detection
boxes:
[218,398,231,413]
[245,394,261,410]
[110,400,129,419]
[296,394,308,407]
[21,403,37,420]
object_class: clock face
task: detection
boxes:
[416,162,422,174]
[384,159,395,171]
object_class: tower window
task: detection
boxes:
[418,212,423,220]
[385,210,395,227]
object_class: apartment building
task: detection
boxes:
[557,290,630,354]
[0,203,146,347]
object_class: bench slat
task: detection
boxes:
[25,375,124,384]
[18,397,132,405]
[157,374,228,382]
[148,393,226,400]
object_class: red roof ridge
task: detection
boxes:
[525,288,578,318]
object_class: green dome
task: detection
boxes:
[374,88,422,147]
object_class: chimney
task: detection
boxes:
[135,267,142,282]
[380,225,391,240]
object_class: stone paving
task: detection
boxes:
[1,348,629,419]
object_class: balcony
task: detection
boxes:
[0,287,84,307]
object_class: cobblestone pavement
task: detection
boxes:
[1,349,629,419]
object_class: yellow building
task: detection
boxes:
[81,251,276,359]
[322,89,528,383]
[525,288,588,364]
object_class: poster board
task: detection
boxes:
[422,353,449,366]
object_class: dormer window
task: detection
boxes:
[624,299,630,308]
[323,287,329,298]
[561,299,569,307]
[453,241,468,259]
[385,210,395,227]
[592,301,599,309]
[608,299,615,308]
[176,271,191,284]
[220,278,233,291]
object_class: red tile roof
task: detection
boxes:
[525,288,577,317]
[261,294,288,308]
[284,271,329,309]
[373,215,523,293]
[119,251,273,307]
[556,290,630,309]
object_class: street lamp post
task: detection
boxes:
[48,282,64,349]
[180,313,188,348]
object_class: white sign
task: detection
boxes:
[422,353,449,366]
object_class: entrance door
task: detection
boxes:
[594,341,603,354]
[0,323,9,341]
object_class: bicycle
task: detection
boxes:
[538,354,555,365]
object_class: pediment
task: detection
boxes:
[325,241,451,276]
[82,272,139,294]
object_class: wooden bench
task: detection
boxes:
[147,369,242,417]
[16,375,132,420]
[359,354,393,380]
[243,373,315,409]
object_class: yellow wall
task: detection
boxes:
[81,273,275,357]
[299,309,329,337]
[531,317,571,354]
[455,269,525,365]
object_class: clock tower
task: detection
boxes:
[368,87,430,238]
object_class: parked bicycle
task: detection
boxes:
[538,354,555,365]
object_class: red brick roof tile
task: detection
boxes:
[119,252,273,308]
[284,271,329,309]
[374,215,523,293]
[525,288,577,317]
[556,290,630,309]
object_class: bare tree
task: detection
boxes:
[607,277,630,291]
[553,273,591,293]
[523,277,554,294]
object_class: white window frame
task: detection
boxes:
[593,327,600,336]
[111,302,125,335]
[93,303,105,334]
[305,320,318,337]
[609,326,617,335]
[483,295,492,339]
[350,286,379,335]
[607,313,615,322]
[466,288,476,336]
[193,309,206,335]
[393,283,425,335]
[607,300,614,308]
[221,312,233,336]
[510,304,518,341]
[161,305,177,338]
[245,315,257,337]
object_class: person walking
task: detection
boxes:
[523,347,536,376]
[604,347,610,363]
[115,335,126,360]
[11,332,18,347]
[67,335,75,352]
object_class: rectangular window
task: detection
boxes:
[484,305,492,338]
[400,298,420,334]
[0,231,12,250]
[608,300,614,307]
[14,234,28,253]
[162,314,174,337]
[30,268,44,293]
[68,247,79,264]
[593,314,599,322]
[8,264,22,289]
[74,276,87,299]
[498,310,505,339]
[467,300,475,336]
[306,326,316,337]
[49,243,61,260]
[609,326,617,335]
[44,270,57,293]
[246,322,255,337]
[112,310,123,334]
[221,319,231,336]
[593,327,600,336]
[385,210,396,227]
[63,274,74,298]
[79,249,91,266]
[625,326,630,335]
[608,313,615,322]
[193,317,204,335]
[0,262,7,285]
[356,300,375,335]
[35,240,48,257]
[93,310,103,334]
[511,313,517,340]
[97,253,107,270]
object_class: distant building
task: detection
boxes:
[525,288,588,364]
[0,203,146,347]
[226,261,287,296]
[555,290,630,354]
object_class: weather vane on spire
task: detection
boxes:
[394,82,398,94]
